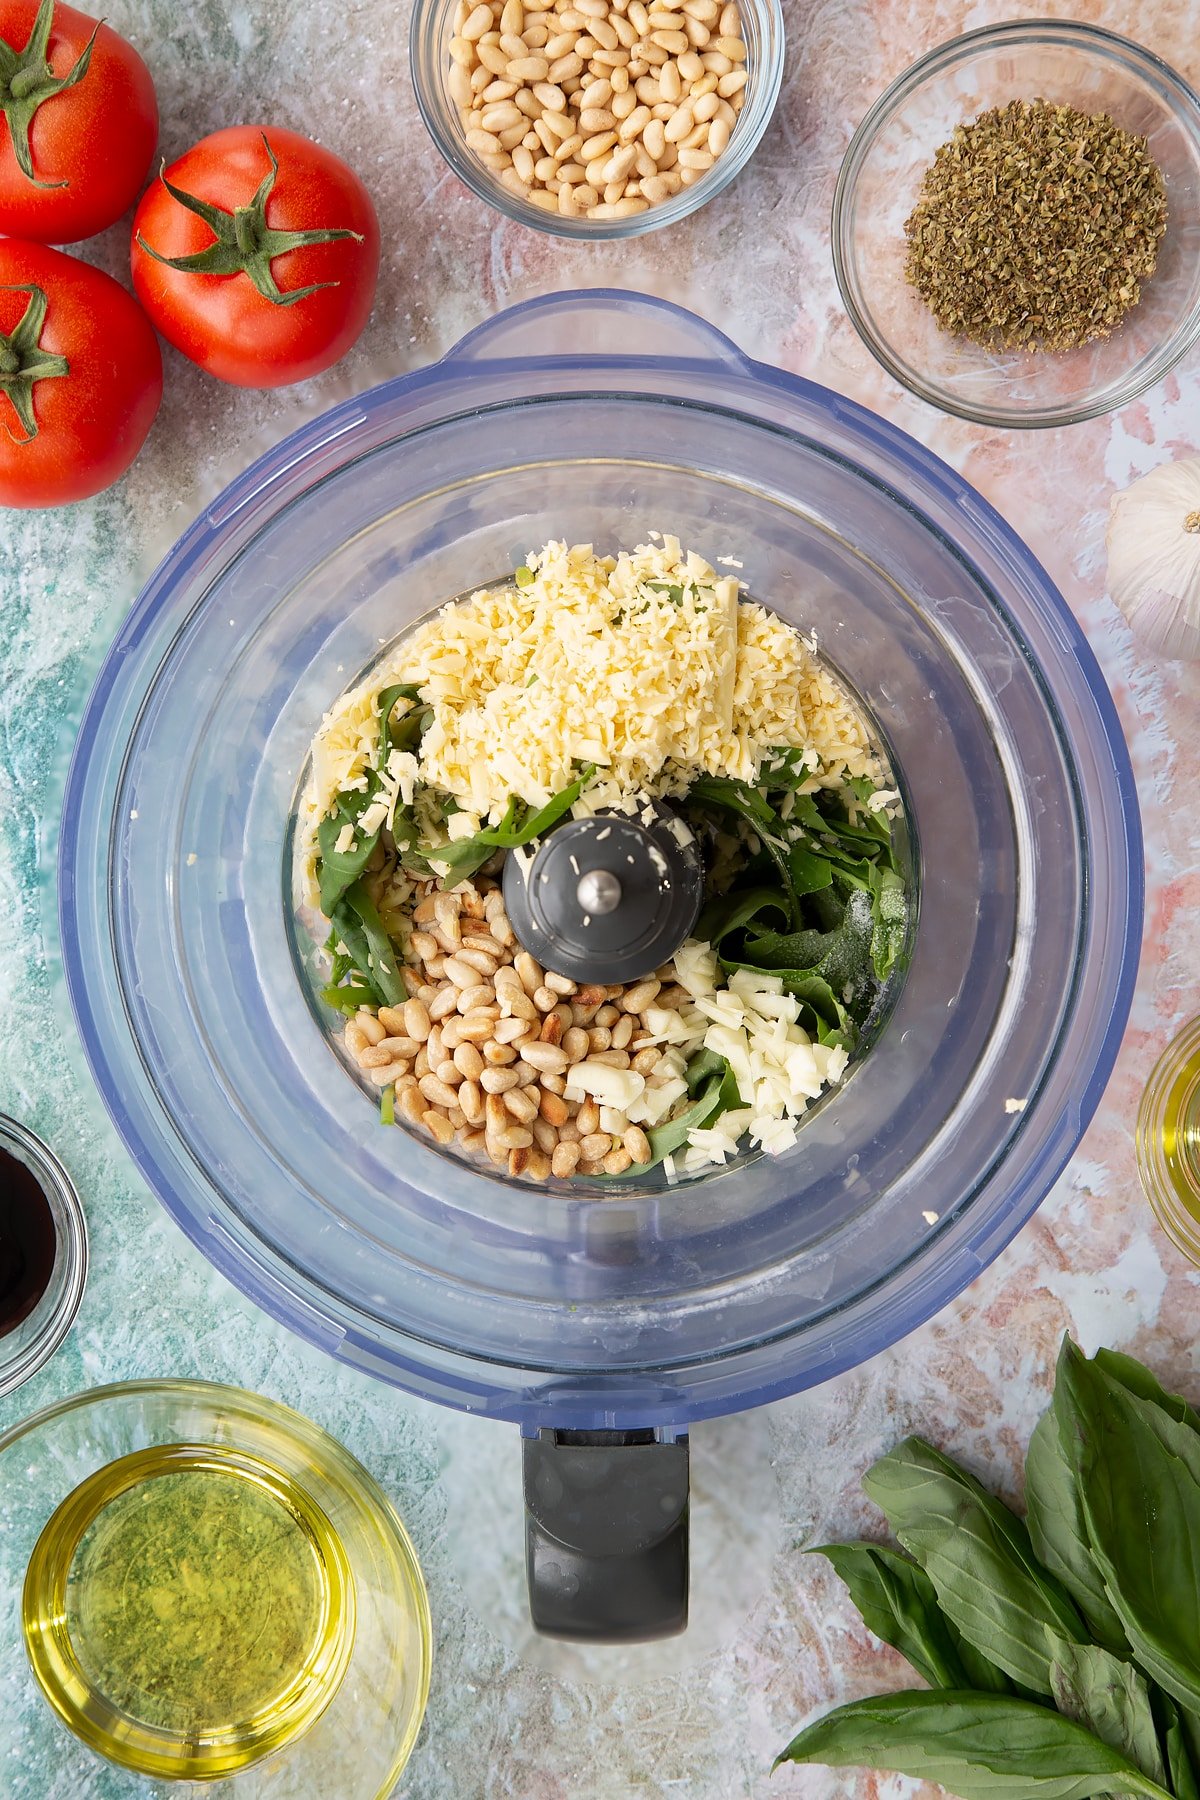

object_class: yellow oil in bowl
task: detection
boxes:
[1137,1017,1200,1263]
[23,1444,356,1780]
[4,1381,432,1797]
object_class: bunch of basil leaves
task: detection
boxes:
[683,754,908,1055]
[777,1335,1200,1799]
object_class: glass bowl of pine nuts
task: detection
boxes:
[410,0,783,234]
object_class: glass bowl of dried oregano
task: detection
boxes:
[832,18,1200,428]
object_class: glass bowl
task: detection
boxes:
[3,1381,431,1796]
[1136,1015,1200,1267]
[58,291,1141,1428]
[0,1116,87,1401]
[409,0,783,238]
[832,19,1200,428]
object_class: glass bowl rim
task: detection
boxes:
[831,16,1200,429]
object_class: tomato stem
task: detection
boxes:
[135,133,364,308]
[0,284,69,444]
[0,0,100,189]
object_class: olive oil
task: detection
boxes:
[0,1146,57,1337]
[1137,1018,1200,1266]
[23,1444,356,1780]
[1159,1042,1200,1219]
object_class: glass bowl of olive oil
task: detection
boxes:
[1137,1016,1200,1266]
[4,1381,431,1795]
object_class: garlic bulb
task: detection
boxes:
[1107,457,1200,659]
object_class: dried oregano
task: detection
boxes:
[904,98,1168,353]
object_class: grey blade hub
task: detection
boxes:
[502,802,704,986]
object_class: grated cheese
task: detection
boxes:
[298,538,880,899]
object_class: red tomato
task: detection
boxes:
[0,0,158,243]
[130,126,380,389]
[0,241,162,507]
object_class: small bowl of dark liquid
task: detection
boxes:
[0,1118,87,1399]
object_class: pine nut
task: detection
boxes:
[481,1066,522,1093]
[357,1010,387,1045]
[563,1026,590,1060]
[404,998,432,1040]
[692,88,719,120]
[378,1034,422,1058]
[532,1117,559,1154]
[514,951,543,992]
[552,1142,581,1178]
[463,2,494,36]
[622,978,661,1012]
[496,1125,534,1151]
[420,1074,460,1109]
[460,1126,489,1153]
[366,1060,409,1085]
[677,47,702,79]
[504,1086,540,1123]
[507,53,550,78]
[643,117,666,156]
[429,986,460,1020]
[423,1109,457,1145]
[483,1040,518,1065]
[399,1084,426,1125]
[603,1146,633,1174]
[526,1147,553,1180]
[708,115,729,154]
[344,1021,368,1057]
[459,1078,485,1125]
[632,1046,661,1074]
[454,1041,486,1079]
[624,1125,652,1164]
[611,1014,634,1048]
[716,65,744,93]
[520,1040,570,1073]
[436,1058,463,1087]
[495,1014,533,1043]
[459,1009,500,1041]
[581,1132,613,1161]
[577,1099,601,1136]
[678,145,713,168]
[540,1089,570,1125]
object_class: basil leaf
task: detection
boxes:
[379,1084,396,1127]
[319,979,379,1015]
[774,1690,1174,1798]
[1048,1641,1166,1790]
[317,805,380,916]
[429,767,595,888]
[1092,1348,1200,1437]
[788,842,835,895]
[814,1543,1010,1693]
[377,681,426,764]
[863,1437,1086,1694]
[1057,1340,1200,1716]
[695,885,790,946]
[598,1062,740,1181]
[871,865,908,981]
[329,881,407,1009]
[1162,1698,1200,1800]
[1025,1408,1130,1655]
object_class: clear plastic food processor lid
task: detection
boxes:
[59,291,1141,1427]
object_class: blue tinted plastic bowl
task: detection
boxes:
[59,291,1141,1428]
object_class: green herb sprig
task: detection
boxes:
[777,1335,1200,1799]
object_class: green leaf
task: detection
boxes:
[377,681,426,764]
[695,884,790,946]
[597,1061,740,1180]
[317,801,380,916]
[327,880,407,1009]
[429,766,594,887]
[1048,1641,1166,1790]
[515,565,535,588]
[380,1084,396,1126]
[871,866,908,981]
[787,842,835,896]
[1025,1409,1130,1654]
[1092,1348,1200,1437]
[319,979,379,1015]
[814,1543,1011,1693]
[1162,1698,1200,1800]
[863,1437,1086,1695]
[1056,1341,1200,1717]
[774,1690,1174,1798]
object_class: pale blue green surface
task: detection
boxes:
[0,0,1190,1795]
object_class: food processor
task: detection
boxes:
[58,289,1141,1639]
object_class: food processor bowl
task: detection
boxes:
[59,290,1140,1628]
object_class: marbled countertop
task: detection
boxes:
[2,0,1199,1794]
